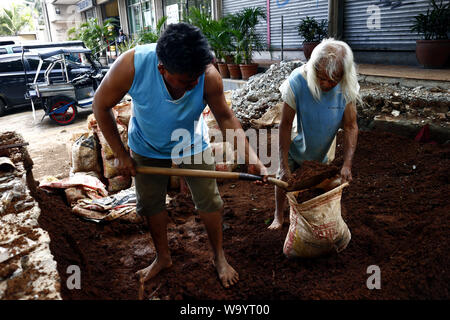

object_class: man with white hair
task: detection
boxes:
[269,38,361,230]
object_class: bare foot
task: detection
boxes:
[135,257,172,284]
[268,217,283,230]
[213,256,239,288]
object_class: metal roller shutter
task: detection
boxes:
[343,0,433,50]
[269,0,329,49]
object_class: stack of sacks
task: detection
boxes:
[87,101,132,193]
[69,100,132,194]
[69,132,102,178]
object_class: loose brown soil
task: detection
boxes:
[34,128,450,300]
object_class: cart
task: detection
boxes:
[24,46,105,125]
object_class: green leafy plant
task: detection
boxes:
[0,4,34,36]
[137,16,168,44]
[68,18,117,61]
[228,7,266,65]
[411,0,449,40]
[116,38,139,54]
[297,16,328,43]
[185,8,235,63]
[116,17,168,54]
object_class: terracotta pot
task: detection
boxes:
[302,41,320,60]
[416,40,450,69]
[239,63,258,80]
[227,64,242,79]
[225,55,234,64]
[217,63,229,78]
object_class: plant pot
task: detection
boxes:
[302,41,320,60]
[217,63,230,78]
[213,62,219,71]
[227,64,242,79]
[225,55,234,64]
[239,63,258,80]
[416,40,450,69]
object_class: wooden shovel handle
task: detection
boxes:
[136,166,289,190]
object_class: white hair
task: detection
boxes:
[306,38,362,105]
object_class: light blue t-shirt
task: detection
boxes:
[288,67,347,164]
[127,43,210,159]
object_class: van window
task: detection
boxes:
[0,48,7,55]
[12,46,24,53]
[26,57,51,71]
[0,59,23,73]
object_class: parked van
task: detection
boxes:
[0,41,108,117]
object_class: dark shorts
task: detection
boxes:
[132,148,224,216]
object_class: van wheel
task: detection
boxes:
[0,100,5,117]
[48,96,77,125]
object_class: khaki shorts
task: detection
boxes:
[132,148,224,216]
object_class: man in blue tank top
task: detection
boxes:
[268,38,361,230]
[92,23,268,289]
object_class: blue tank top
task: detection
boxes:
[288,67,346,164]
[128,43,210,159]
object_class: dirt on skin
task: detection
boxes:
[34,128,450,300]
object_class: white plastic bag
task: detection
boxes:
[283,181,351,258]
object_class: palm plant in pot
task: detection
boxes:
[208,19,235,78]
[230,7,266,80]
[411,0,450,68]
[185,8,234,78]
[297,16,328,60]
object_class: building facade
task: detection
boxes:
[43,0,434,66]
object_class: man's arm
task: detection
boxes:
[204,65,267,177]
[341,102,358,182]
[92,49,136,176]
[278,103,296,181]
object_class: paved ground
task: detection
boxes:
[0,106,92,181]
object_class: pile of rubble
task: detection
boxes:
[230,60,303,129]
[0,132,61,300]
[358,83,450,129]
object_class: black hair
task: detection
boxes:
[156,23,213,76]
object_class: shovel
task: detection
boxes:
[136,166,289,189]
[136,166,340,192]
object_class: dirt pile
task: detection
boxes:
[33,128,449,300]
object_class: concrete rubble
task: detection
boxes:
[230,61,449,142]
[231,60,303,129]
[0,132,61,300]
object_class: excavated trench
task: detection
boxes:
[25,125,450,300]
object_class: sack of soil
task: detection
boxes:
[283,179,351,258]
[107,175,132,193]
[71,133,101,174]
[94,123,128,179]
[113,101,132,127]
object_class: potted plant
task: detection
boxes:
[227,41,243,79]
[234,7,266,80]
[208,19,235,78]
[185,8,234,78]
[68,18,117,65]
[227,7,266,80]
[297,16,328,60]
[411,0,450,68]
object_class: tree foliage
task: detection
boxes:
[0,3,34,36]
